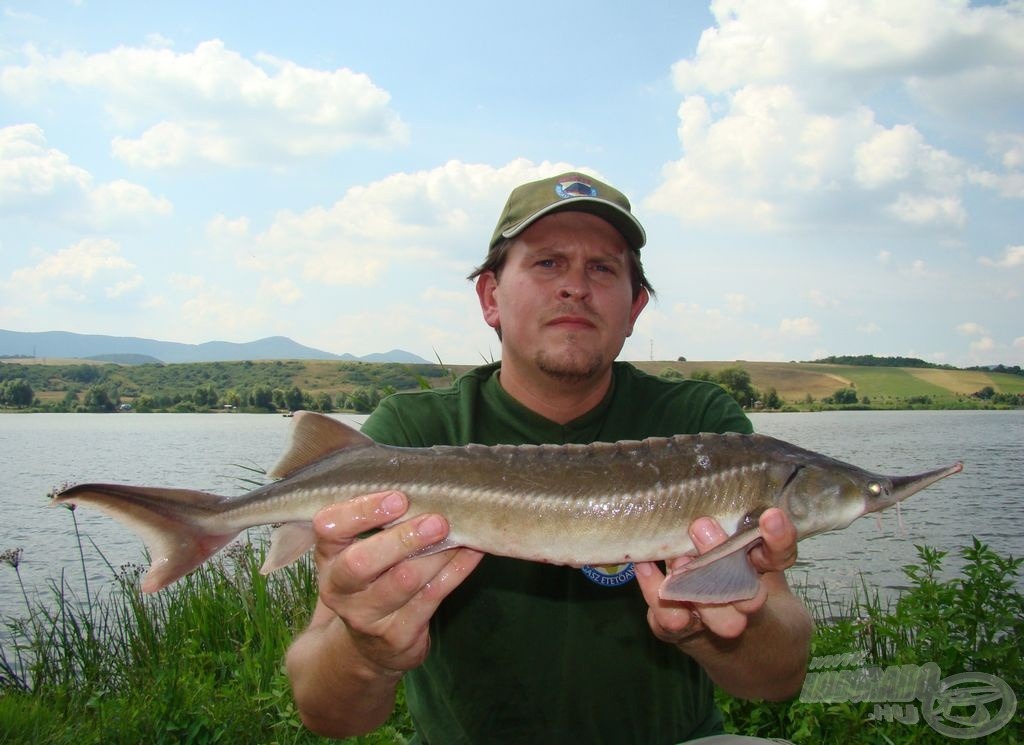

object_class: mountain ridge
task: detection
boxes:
[0,329,429,365]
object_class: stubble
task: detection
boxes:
[534,337,606,384]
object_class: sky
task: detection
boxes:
[1,1,1022,367]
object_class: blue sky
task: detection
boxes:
[1,1,1021,366]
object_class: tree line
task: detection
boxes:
[0,377,403,414]
[808,354,957,370]
[0,359,449,413]
[661,366,782,410]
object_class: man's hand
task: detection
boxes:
[311,491,484,674]
[287,492,483,737]
[634,507,799,643]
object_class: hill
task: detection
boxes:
[0,329,429,365]
[626,360,1024,408]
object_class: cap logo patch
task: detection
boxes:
[555,178,598,200]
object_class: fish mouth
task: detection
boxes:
[889,462,963,504]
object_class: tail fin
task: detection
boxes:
[52,484,238,593]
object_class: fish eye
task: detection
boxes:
[867,482,882,497]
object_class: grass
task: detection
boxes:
[2,509,1021,744]
[0,518,410,745]
[718,540,1023,742]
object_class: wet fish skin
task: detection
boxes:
[52,411,962,600]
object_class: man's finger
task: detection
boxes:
[312,491,409,566]
[324,513,450,596]
[636,561,704,643]
[689,516,728,553]
[749,508,798,573]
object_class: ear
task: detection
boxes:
[475,272,500,330]
[625,287,649,337]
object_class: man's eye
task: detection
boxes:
[536,259,556,268]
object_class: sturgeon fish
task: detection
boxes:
[52,411,962,602]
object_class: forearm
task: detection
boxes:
[286,604,402,738]
[680,573,812,700]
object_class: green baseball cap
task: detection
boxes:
[489,172,646,251]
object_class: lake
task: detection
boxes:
[1,410,1021,620]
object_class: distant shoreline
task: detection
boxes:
[1,358,1022,413]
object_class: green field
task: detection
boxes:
[629,360,1023,408]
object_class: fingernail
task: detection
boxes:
[692,519,716,546]
[416,514,447,541]
[635,562,653,578]
[379,491,405,515]
[764,510,784,535]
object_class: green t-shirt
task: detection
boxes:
[361,362,753,745]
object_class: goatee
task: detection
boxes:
[535,347,605,384]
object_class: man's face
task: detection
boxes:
[476,211,649,384]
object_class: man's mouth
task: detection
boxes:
[546,315,597,331]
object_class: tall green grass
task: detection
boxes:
[718,540,1023,743]
[2,509,1021,744]
[0,515,411,744]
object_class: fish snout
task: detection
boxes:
[888,462,963,506]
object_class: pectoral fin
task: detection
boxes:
[659,529,763,603]
[260,522,316,574]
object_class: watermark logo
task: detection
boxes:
[800,652,1016,739]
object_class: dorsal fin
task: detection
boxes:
[269,411,375,479]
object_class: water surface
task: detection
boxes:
[1,410,1020,616]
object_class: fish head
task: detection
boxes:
[778,456,963,539]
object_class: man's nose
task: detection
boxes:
[559,267,590,299]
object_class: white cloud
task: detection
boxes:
[112,121,192,169]
[979,245,1024,269]
[206,214,251,240]
[105,274,144,298]
[0,124,170,228]
[857,322,881,334]
[3,238,137,304]
[4,8,43,22]
[779,316,820,337]
[208,158,579,286]
[648,84,969,230]
[905,259,936,280]
[260,278,302,305]
[854,125,923,188]
[671,0,1024,110]
[159,274,269,338]
[886,193,965,227]
[969,337,996,354]
[967,133,1024,198]
[969,168,1024,199]
[725,292,752,314]
[956,322,989,337]
[179,289,266,333]
[649,0,1021,234]
[1,39,409,168]
[805,289,836,308]
[991,133,1024,170]
[88,179,172,225]
[0,123,89,202]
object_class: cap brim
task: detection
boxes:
[500,198,646,251]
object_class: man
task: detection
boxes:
[286,172,813,744]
